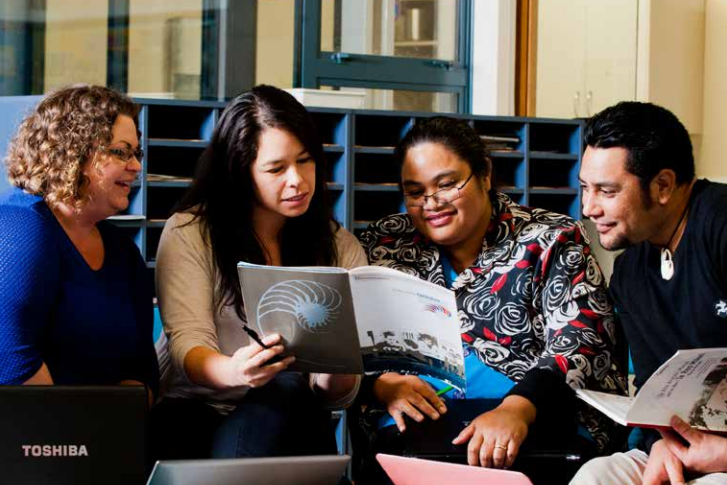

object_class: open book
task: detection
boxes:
[237,263,465,391]
[576,348,727,431]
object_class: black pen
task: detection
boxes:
[242,325,272,349]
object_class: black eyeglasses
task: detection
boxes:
[403,172,474,207]
[103,146,144,164]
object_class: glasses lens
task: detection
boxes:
[436,187,459,204]
[405,175,470,207]
[107,147,124,159]
[107,147,143,163]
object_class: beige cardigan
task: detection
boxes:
[155,211,367,413]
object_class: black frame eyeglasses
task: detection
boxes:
[103,146,144,164]
[403,172,474,207]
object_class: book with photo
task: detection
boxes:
[237,263,466,391]
[576,348,727,431]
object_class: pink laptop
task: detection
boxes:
[376,453,534,485]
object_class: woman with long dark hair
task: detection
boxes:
[153,85,365,459]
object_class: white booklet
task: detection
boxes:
[576,348,727,431]
[237,262,466,391]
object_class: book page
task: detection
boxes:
[238,263,348,274]
[237,262,363,374]
[348,266,465,390]
[575,390,634,427]
[628,348,727,431]
[107,214,146,221]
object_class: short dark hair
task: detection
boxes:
[584,102,695,193]
[175,84,338,316]
[394,116,492,180]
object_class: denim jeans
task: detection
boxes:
[150,372,338,461]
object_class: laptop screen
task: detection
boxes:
[0,385,147,485]
[146,455,350,485]
[400,398,582,465]
[377,454,534,485]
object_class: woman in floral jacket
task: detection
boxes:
[358,117,626,476]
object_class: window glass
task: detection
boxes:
[320,0,458,61]
[322,85,457,112]
[45,0,109,91]
[0,0,466,109]
[256,0,296,88]
[128,0,203,99]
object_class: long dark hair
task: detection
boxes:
[174,85,339,316]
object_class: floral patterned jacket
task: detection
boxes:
[359,192,627,450]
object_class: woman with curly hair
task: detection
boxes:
[152,85,365,459]
[0,85,159,398]
[356,116,626,485]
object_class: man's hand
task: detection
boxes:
[643,439,686,485]
[451,395,534,469]
[372,373,447,432]
[660,415,727,476]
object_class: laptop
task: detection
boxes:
[377,453,534,485]
[146,455,350,485]
[0,385,148,485]
[400,399,582,465]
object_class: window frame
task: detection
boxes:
[297,0,473,113]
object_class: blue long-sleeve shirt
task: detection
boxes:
[0,188,158,393]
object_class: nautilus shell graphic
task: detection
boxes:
[257,280,343,335]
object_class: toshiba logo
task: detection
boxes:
[22,445,89,457]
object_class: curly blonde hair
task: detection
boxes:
[5,85,139,208]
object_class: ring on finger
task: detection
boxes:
[494,444,508,451]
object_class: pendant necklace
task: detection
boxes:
[660,204,690,281]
